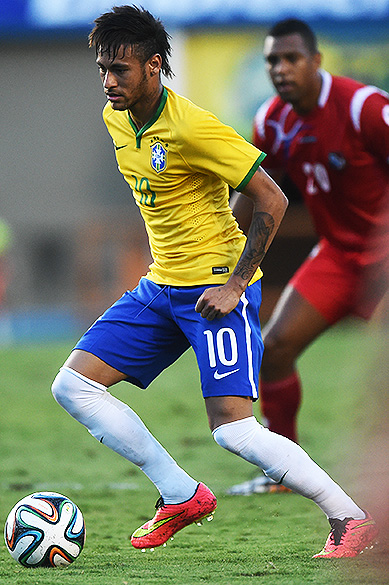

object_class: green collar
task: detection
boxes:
[127,87,168,149]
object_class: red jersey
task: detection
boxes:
[253,71,389,267]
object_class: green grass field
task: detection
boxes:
[0,322,388,585]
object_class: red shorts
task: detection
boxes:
[290,239,389,324]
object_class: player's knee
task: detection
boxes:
[52,368,74,410]
[212,424,232,451]
[212,417,259,455]
[51,367,101,419]
[261,332,297,376]
[51,368,66,403]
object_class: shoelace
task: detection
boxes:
[328,517,353,545]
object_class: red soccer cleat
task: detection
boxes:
[131,483,217,549]
[313,512,379,558]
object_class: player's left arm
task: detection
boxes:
[230,168,285,234]
[195,168,288,320]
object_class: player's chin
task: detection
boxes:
[109,102,127,111]
[107,97,127,110]
[275,83,297,102]
[277,88,296,103]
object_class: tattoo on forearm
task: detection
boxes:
[234,212,275,280]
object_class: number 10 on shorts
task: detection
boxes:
[203,328,238,368]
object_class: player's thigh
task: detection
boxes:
[64,349,128,387]
[178,281,263,401]
[72,282,190,389]
[289,241,358,325]
[263,241,359,359]
[262,283,330,358]
[205,395,254,431]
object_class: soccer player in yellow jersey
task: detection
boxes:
[52,6,377,557]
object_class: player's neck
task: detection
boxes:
[293,73,323,116]
[128,83,164,130]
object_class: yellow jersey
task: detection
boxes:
[103,86,266,286]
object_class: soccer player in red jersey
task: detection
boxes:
[228,19,389,500]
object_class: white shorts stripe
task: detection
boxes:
[241,291,258,399]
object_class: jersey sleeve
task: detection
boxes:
[178,108,266,190]
[352,89,389,166]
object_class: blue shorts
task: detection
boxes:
[75,277,263,399]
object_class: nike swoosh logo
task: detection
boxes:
[277,471,288,485]
[114,144,127,150]
[315,549,334,556]
[214,368,240,380]
[355,519,376,529]
[132,512,183,537]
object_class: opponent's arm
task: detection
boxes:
[195,168,288,320]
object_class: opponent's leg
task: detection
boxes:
[260,284,330,441]
[227,286,329,495]
[261,240,360,445]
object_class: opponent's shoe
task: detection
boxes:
[226,474,291,496]
[313,512,379,558]
[131,482,217,549]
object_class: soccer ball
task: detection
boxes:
[4,492,85,567]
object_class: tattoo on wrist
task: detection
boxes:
[233,212,275,280]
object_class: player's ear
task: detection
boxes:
[148,54,162,77]
[313,51,322,69]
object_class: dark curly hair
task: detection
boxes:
[89,5,173,78]
[268,19,318,55]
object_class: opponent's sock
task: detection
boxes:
[260,372,301,442]
[213,417,364,520]
[52,366,197,504]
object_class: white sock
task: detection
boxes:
[52,366,197,504]
[213,417,365,520]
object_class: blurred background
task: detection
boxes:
[1,0,388,343]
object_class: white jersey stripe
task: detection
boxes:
[318,69,333,108]
[254,97,276,139]
[350,85,389,132]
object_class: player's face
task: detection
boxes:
[264,33,321,113]
[96,46,152,111]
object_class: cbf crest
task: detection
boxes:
[150,141,167,173]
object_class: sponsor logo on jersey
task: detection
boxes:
[299,135,317,144]
[328,152,347,171]
[266,108,303,155]
[212,266,229,274]
[151,142,167,173]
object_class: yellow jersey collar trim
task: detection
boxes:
[127,87,168,149]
